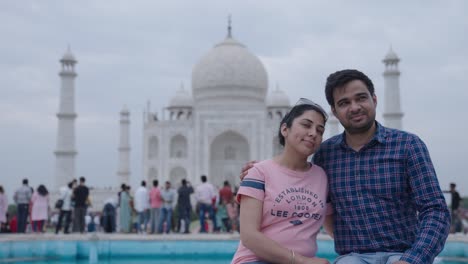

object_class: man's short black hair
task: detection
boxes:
[141,180,146,187]
[201,175,207,183]
[22,178,28,185]
[153,180,158,187]
[325,69,375,106]
[79,176,86,183]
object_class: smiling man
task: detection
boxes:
[313,69,450,264]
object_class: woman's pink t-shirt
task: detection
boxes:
[232,159,332,264]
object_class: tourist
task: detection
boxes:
[101,197,117,233]
[134,181,150,234]
[30,184,49,233]
[149,180,162,234]
[72,177,89,233]
[216,198,230,233]
[444,182,463,233]
[13,178,32,233]
[241,69,451,264]
[55,181,73,234]
[219,180,233,206]
[195,175,218,233]
[158,181,177,234]
[0,186,8,231]
[232,99,332,264]
[119,185,132,233]
[226,196,239,233]
[177,179,194,233]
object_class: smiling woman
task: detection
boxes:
[231,100,333,264]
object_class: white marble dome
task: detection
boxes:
[267,86,290,107]
[169,85,193,107]
[192,36,268,105]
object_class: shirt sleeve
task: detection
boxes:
[236,165,265,203]
[400,135,451,264]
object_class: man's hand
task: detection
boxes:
[239,160,258,181]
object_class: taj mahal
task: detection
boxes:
[53,22,403,208]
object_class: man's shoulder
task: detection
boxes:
[380,125,423,144]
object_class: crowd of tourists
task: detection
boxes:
[0,175,239,235]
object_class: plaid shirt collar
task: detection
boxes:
[337,121,387,150]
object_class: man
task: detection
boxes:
[149,180,162,234]
[444,183,463,233]
[72,176,89,233]
[158,181,177,233]
[316,69,450,264]
[55,181,73,234]
[13,178,32,233]
[219,180,233,204]
[134,180,150,234]
[241,69,450,264]
[195,175,217,233]
[177,179,194,233]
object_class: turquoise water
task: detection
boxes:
[1,240,466,264]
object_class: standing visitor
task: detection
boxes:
[0,186,8,231]
[444,183,463,233]
[134,181,150,234]
[158,181,177,234]
[195,175,217,233]
[119,185,132,233]
[13,178,32,233]
[30,185,49,233]
[177,179,194,233]
[55,182,73,234]
[72,177,89,233]
[149,180,162,234]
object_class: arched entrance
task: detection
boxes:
[169,166,187,188]
[210,131,249,188]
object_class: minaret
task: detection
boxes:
[327,111,340,138]
[117,106,131,185]
[382,47,404,129]
[54,47,78,189]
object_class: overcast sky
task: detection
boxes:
[1,1,467,201]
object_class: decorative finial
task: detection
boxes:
[227,14,232,38]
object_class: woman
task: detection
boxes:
[232,99,333,264]
[0,186,8,231]
[55,182,73,234]
[31,185,49,233]
[119,185,132,233]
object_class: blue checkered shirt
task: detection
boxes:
[313,122,450,264]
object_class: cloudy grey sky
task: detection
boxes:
[1,1,467,201]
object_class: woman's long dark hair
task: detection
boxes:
[37,184,49,196]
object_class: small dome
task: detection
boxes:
[267,86,290,107]
[120,105,129,115]
[169,84,193,107]
[60,47,77,63]
[192,35,268,105]
[383,47,399,62]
